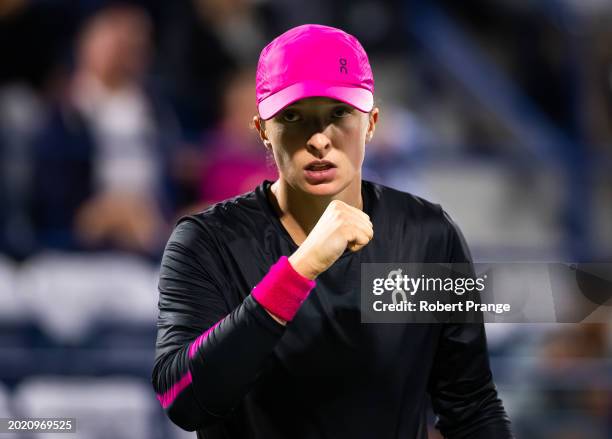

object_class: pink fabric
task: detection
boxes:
[200,152,277,204]
[258,80,374,121]
[189,319,223,359]
[156,371,192,409]
[252,256,316,322]
[256,24,374,119]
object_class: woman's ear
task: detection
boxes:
[366,107,379,143]
[253,115,272,148]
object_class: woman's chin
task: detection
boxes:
[300,179,346,197]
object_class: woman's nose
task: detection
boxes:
[306,132,331,157]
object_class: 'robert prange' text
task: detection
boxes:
[372,300,512,314]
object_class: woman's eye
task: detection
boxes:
[333,107,351,118]
[281,111,301,122]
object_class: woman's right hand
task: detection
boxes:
[288,199,373,280]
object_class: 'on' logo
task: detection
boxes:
[339,58,348,74]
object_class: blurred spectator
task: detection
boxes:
[29,4,180,257]
[156,0,269,137]
[197,68,277,206]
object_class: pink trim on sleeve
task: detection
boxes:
[251,256,316,322]
[156,371,192,409]
[188,319,223,359]
[157,319,225,409]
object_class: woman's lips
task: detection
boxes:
[303,164,337,184]
[304,160,336,171]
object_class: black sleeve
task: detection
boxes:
[428,211,514,439]
[151,219,286,431]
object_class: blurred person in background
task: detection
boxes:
[197,68,278,207]
[29,3,181,257]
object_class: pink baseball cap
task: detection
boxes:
[256,24,375,120]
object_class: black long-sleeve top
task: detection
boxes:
[152,179,513,438]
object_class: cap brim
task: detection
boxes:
[258,80,374,120]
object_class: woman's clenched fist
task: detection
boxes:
[289,199,373,279]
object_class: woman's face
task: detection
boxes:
[256,97,378,197]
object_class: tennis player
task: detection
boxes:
[152,24,513,438]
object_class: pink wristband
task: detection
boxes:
[252,256,316,322]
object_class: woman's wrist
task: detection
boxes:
[288,250,320,280]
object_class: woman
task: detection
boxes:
[152,24,513,438]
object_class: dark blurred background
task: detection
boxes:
[0,0,610,438]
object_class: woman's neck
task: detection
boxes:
[268,177,362,245]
